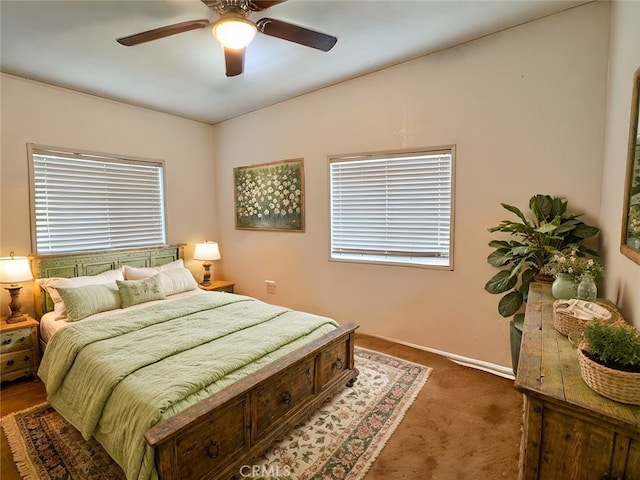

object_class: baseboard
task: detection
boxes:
[361,333,516,380]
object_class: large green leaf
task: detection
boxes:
[535,222,558,234]
[510,245,537,257]
[513,312,525,326]
[501,203,529,224]
[484,270,518,294]
[572,223,600,238]
[490,222,533,235]
[518,268,537,302]
[499,291,524,317]
[509,256,529,279]
[550,197,568,217]
[554,219,580,235]
[487,249,511,267]
[521,267,537,285]
[530,194,553,222]
[488,240,511,248]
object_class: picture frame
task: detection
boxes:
[234,158,305,232]
[620,66,640,265]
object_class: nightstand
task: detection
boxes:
[199,280,235,293]
[1,315,40,382]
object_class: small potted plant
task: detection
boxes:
[545,246,604,300]
[578,320,640,404]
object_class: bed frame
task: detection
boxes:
[31,245,359,480]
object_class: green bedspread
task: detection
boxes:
[38,292,339,480]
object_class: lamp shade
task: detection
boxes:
[212,15,257,49]
[194,242,221,261]
[0,255,33,285]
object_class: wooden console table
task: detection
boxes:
[515,282,640,480]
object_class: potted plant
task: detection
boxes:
[484,194,599,374]
[579,321,640,404]
[485,194,600,320]
[545,247,604,299]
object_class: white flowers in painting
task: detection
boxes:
[628,205,640,238]
[235,161,303,230]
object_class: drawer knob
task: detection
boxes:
[23,355,30,362]
[6,359,14,367]
[2,339,12,346]
[281,390,293,405]
[334,357,344,370]
[207,439,220,459]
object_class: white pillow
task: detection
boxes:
[123,259,184,280]
[38,268,125,320]
[124,260,197,296]
[159,268,198,296]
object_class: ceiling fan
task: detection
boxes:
[116,0,337,77]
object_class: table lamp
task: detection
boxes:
[0,252,34,323]
[193,241,221,286]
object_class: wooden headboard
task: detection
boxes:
[30,244,184,319]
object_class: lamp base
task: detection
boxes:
[4,286,27,323]
[6,313,26,324]
[201,261,213,287]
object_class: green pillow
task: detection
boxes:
[56,283,122,322]
[117,275,166,308]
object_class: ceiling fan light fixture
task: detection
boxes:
[212,15,257,49]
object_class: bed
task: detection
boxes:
[31,245,358,480]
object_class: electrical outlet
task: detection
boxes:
[265,280,276,294]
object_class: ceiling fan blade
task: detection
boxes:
[256,18,337,52]
[248,1,287,11]
[117,19,211,46]
[224,47,245,77]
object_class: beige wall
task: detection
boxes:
[600,0,640,328]
[0,76,219,313]
[213,2,610,369]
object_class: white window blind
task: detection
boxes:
[30,146,166,254]
[330,149,453,268]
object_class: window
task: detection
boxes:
[29,144,166,254]
[329,147,454,268]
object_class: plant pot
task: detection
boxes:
[551,273,578,299]
[534,273,554,284]
[577,349,640,405]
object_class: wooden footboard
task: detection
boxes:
[145,323,359,480]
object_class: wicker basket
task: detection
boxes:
[577,349,640,405]
[553,300,621,337]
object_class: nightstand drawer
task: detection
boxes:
[1,350,36,375]
[1,316,40,382]
[199,280,235,293]
[215,285,234,293]
[1,326,34,353]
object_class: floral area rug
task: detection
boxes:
[1,348,431,480]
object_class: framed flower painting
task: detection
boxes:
[234,158,305,232]
[621,67,640,265]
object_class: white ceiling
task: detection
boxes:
[1,0,589,125]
